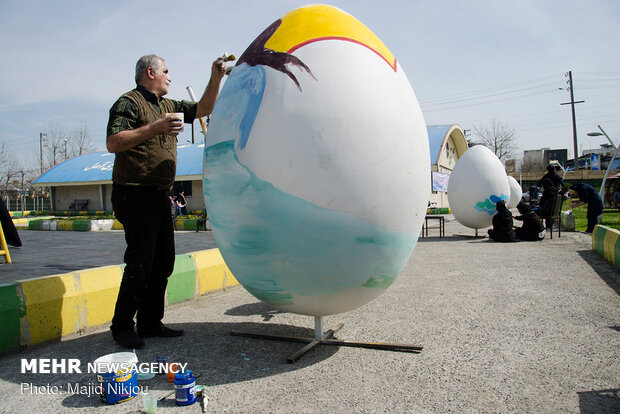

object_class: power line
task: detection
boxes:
[420,82,559,106]
[418,74,559,104]
[421,89,557,113]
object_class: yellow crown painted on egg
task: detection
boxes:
[264,4,397,71]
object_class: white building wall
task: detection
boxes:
[53,185,104,210]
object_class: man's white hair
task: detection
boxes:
[135,54,164,84]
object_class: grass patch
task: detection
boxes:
[564,200,620,231]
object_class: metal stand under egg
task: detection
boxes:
[230,315,423,363]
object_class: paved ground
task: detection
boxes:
[0,230,216,283]
[0,218,618,413]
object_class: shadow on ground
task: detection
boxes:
[0,317,338,409]
[577,249,620,296]
[578,388,620,413]
[224,301,284,321]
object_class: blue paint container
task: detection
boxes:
[93,352,139,404]
[174,370,197,406]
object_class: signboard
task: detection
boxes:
[432,171,450,192]
[591,153,600,171]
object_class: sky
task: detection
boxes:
[1,0,619,169]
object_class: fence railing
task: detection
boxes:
[4,196,51,212]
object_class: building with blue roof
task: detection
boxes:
[427,124,468,208]
[33,125,468,211]
[32,144,204,211]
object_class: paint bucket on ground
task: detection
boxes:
[93,352,139,404]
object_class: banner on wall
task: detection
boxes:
[591,153,600,171]
[432,171,450,192]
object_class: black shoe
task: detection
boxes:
[112,329,145,349]
[137,323,184,338]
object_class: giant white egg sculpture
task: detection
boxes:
[507,175,522,209]
[203,4,430,316]
[447,145,510,229]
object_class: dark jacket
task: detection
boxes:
[570,183,604,219]
[538,167,565,189]
[515,202,545,241]
[538,177,559,217]
[488,201,518,242]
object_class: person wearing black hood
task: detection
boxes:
[514,201,545,241]
[538,177,560,229]
[538,163,565,189]
[487,200,519,242]
[569,182,604,233]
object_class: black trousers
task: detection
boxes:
[110,184,175,333]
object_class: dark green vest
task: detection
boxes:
[112,90,177,189]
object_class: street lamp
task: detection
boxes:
[587,125,618,201]
[64,139,68,160]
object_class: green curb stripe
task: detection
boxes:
[167,254,197,304]
[0,284,25,354]
[593,226,607,258]
[28,221,42,230]
[72,220,90,231]
[592,225,620,271]
[0,249,232,355]
[174,219,200,230]
[183,219,198,230]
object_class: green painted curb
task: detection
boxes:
[427,208,451,215]
[592,225,620,271]
[593,226,607,258]
[167,254,197,304]
[183,219,198,230]
[28,221,43,230]
[0,249,236,355]
[72,220,90,231]
[0,284,25,353]
[22,218,206,232]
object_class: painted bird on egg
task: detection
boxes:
[203,4,430,316]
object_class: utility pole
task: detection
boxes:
[39,132,47,173]
[560,71,584,170]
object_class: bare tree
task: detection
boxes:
[0,141,6,163]
[68,122,95,157]
[41,122,96,165]
[0,142,18,189]
[43,122,67,168]
[0,143,23,205]
[0,155,20,194]
[473,117,519,162]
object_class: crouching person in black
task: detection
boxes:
[487,200,519,242]
[514,201,545,241]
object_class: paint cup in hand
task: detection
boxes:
[165,112,184,133]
